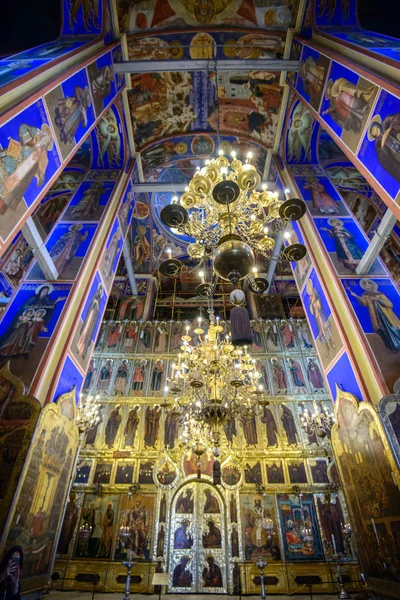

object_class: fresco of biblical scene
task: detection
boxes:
[295,174,348,216]
[302,268,343,369]
[314,217,384,275]
[87,52,116,117]
[280,320,298,351]
[286,101,319,164]
[358,90,400,200]
[116,494,155,559]
[34,193,72,238]
[138,460,154,484]
[333,392,400,588]
[57,491,84,557]
[143,405,161,448]
[28,222,97,280]
[71,273,106,369]
[0,283,71,388]
[270,357,289,395]
[112,359,133,396]
[266,460,285,484]
[263,320,281,352]
[320,61,378,153]
[286,222,312,291]
[74,458,93,484]
[99,218,123,291]
[130,359,149,397]
[183,449,214,477]
[62,179,115,222]
[93,462,113,484]
[288,461,308,484]
[0,100,61,244]
[137,322,153,353]
[118,181,135,237]
[244,461,262,484]
[74,494,118,559]
[342,277,400,391]
[221,463,242,487]
[94,104,124,168]
[156,458,178,486]
[279,403,300,447]
[115,462,134,485]
[148,360,167,396]
[296,45,330,111]
[63,0,103,34]
[277,493,323,561]
[261,404,280,448]
[1,235,33,287]
[241,495,281,561]
[104,404,124,448]
[44,68,94,160]
[153,321,170,353]
[309,459,330,484]
[3,393,79,591]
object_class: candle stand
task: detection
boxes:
[333,552,351,600]
[255,557,267,600]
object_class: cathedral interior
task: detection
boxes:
[0,1,399,600]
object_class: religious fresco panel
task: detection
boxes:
[74,493,119,559]
[1,235,34,288]
[138,460,155,484]
[240,494,281,561]
[70,272,107,371]
[115,461,135,485]
[278,402,301,447]
[44,68,95,161]
[116,494,155,560]
[296,45,330,111]
[286,222,312,291]
[301,268,343,370]
[111,359,133,396]
[0,99,62,246]
[325,351,363,401]
[332,393,400,592]
[320,61,379,154]
[118,180,135,237]
[93,461,113,484]
[56,490,84,558]
[265,460,285,484]
[52,354,84,404]
[286,100,320,164]
[277,493,324,561]
[295,173,349,217]
[263,320,282,352]
[341,277,400,392]
[61,179,116,222]
[99,217,123,292]
[92,103,125,169]
[87,51,117,118]
[0,282,72,389]
[130,358,150,396]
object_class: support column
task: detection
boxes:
[22,217,59,280]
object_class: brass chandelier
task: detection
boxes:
[164,308,269,450]
[159,150,306,295]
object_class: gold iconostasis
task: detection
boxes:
[54,318,361,595]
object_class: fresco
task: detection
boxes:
[0,99,61,245]
[87,51,116,118]
[325,351,363,401]
[358,90,400,200]
[240,494,280,561]
[116,494,155,559]
[277,493,323,561]
[117,0,300,33]
[44,68,95,161]
[296,45,330,111]
[62,179,116,222]
[118,180,135,237]
[1,390,79,592]
[295,173,349,216]
[301,268,343,369]
[313,217,384,275]
[342,278,400,391]
[320,61,378,153]
[1,235,33,287]
[74,494,119,559]
[99,218,123,292]
[70,272,107,370]
[0,282,72,389]
[286,100,319,164]
[62,0,103,34]
[27,222,98,280]
[286,222,312,291]
[93,104,124,168]
[333,392,400,592]
[52,355,84,404]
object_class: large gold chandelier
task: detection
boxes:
[159,150,306,295]
[165,308,268,450]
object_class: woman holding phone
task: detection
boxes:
[0,546,23,600]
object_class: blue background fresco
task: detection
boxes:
[326,351,363,401]
[52,354,84,404]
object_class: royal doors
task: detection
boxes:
[169,481,227,594]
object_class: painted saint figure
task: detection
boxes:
[71,181,106,219]
[105,405,122,448]
[224,417,237,445]
[123,322,138,350]
[242,415,258,447]
[97,503,114,558]
[150,360,164,391]
[124,407,140,447]
[202,557,223,588]
[204,490,220,514]
[271,358,287,394]
[164,410,179,449]
[57,491,78,554]
[304,178,339,214]
[323,78,376,133]
[172,557,192,587]
[0,123,54,215]
[50,224,88,275]
[307,358,325,392]
[281,404,298,446]
[299,55,326,105]
[261,406,279,447]
[203,521,222,548]
[144,405,161,447]
[306,279,336,357]
[176,489,194,514]
[54,86,91,144]
[132,359,147,393]
[288,358,307,392]
[102,228,121,282]
[114,360,129,395]
[348,279,400,353]
[281,322,295,348]
[321,219,364,272]
[174,520,193,549]
[154,322,169,352]
[97,360,112,391]
[76,283,103,360]
[368,113,400,182]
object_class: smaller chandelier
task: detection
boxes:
[300,400,335,442]
[165,309,267,449]
[77,393,102,434]
[159,150,306,295]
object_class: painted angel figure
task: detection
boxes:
[287,103,314,163]
[96,109,122,167]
